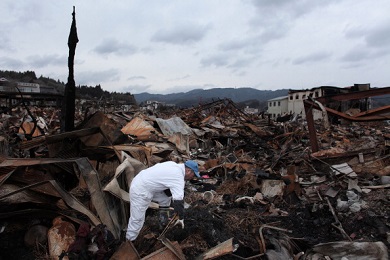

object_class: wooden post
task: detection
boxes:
[61,6,79,132]
[304,99,319,153]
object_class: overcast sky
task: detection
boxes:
[1,1,389,94]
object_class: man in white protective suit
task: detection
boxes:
[125,160,200,241]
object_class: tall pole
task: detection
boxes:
[61,6,79,132]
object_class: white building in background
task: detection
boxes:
[16,82,40,93]
[267,88,325,120]
[267,84,371,121]
[267,96,288,118]
[143,100,164,110]
[288,87,324,120]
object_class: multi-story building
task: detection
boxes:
[267,96,288,119]
[267,84,371,120]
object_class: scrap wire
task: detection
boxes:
[157,213,178,240]
[325,197,352,241]
[259,224,293,254]
[270,145,302,169]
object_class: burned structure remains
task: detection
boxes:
[0,84,389,259]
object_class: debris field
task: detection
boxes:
[0,98,389,259]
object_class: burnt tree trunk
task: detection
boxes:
[61,6,79,132]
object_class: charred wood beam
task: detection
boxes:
[315,86,390,103]
[61,6,79,132]
[304,100,319,152]
[304,99,390,121]
[304,98,390,152]
[353,104,390,117]
[19,127,100,150]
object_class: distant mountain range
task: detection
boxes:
[134,88,289,109]
[0,70,289,109]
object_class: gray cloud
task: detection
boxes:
[345,21,390,50]
[163,84,205,94]
[341,47,388,63]
[219,39,249,52]
[342,21,390,64]
[93,38,138,56]
[257,21,289,43]
[249,0,337,45]
[293,51,332,65]
[151,23,211,45]
[228,57,256,69]
[200,54,230,67]
[4,1,44,24]
[128,76,146,81]
[121,84,152,94]
[0,56,25,69]
[218,36,263,54]
[1,0,389,93]
[167,74,191,81]
[77,69,121,86]
[251,0,335,19]
[365,23,390,48]
[27,54,67,68]
[340,47,371,63]
[0,34,11,51]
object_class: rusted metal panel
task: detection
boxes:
[121,116,159,140]
[110,241,141,260]
[167,133,190,154]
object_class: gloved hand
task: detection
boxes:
[172,200,185,229]
[172,200,184,219]
[174,219,184,229]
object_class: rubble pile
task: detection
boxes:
[0,98,389,259]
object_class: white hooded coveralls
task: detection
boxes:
[126,161,185,241]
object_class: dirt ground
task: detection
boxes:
[131,176,390,259]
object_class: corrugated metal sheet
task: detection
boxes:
[121,116,157,138]
[155,116,193,136]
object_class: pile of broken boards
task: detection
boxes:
[0,99,389,259]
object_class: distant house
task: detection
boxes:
[267,96,288,118]
[244,106,259,114]
[142,100,165,111]
[40,85,58,94]
[16,82,40,93]
[0,77,10,91]
[0,77,8,85]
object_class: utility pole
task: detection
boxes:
[61,6,79,132]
